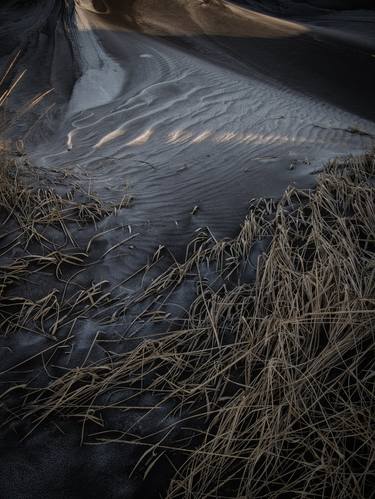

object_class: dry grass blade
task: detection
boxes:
[1,150,374,498]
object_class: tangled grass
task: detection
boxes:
[0,148,133,338]
[2,152,374,497]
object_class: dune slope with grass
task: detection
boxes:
[0,147,374,498]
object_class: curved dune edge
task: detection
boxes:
[0,149,374,498]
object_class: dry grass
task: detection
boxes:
[1,36,373,498]
[0,149,127,247]
[1,151,374,497]
[0,148,132,338]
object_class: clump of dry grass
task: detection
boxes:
[0,148,132,338]
[0,149,131,249]
[4,153,374,497]
[0,59,133,345]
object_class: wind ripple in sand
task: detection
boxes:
[30,7,374,268]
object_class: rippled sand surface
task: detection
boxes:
[14,0,373,263]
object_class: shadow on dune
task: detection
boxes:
[233,0,375,14]
[1,1,375,132]
[149,31,375,121]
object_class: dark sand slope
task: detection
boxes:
[0,1,78,137]
[0,1,374,498]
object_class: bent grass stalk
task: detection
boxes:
[0,151,373,497]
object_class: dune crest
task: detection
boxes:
[76,0,306,37]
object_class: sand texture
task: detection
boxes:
[0,1,374,498]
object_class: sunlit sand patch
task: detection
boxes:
[214,131,237,143]
[126,128,153,146]
[191,130,212,143]
[67,131,74,151]
[167,130,182,143]
[165,129,312,148]
[75,0,110,14]
[240,132,258,144]
[75,0,307,38]
[94,128,126,148]
[167,129,193,144]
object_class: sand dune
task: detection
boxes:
[24,0,373,262]
[0,1,374,497]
